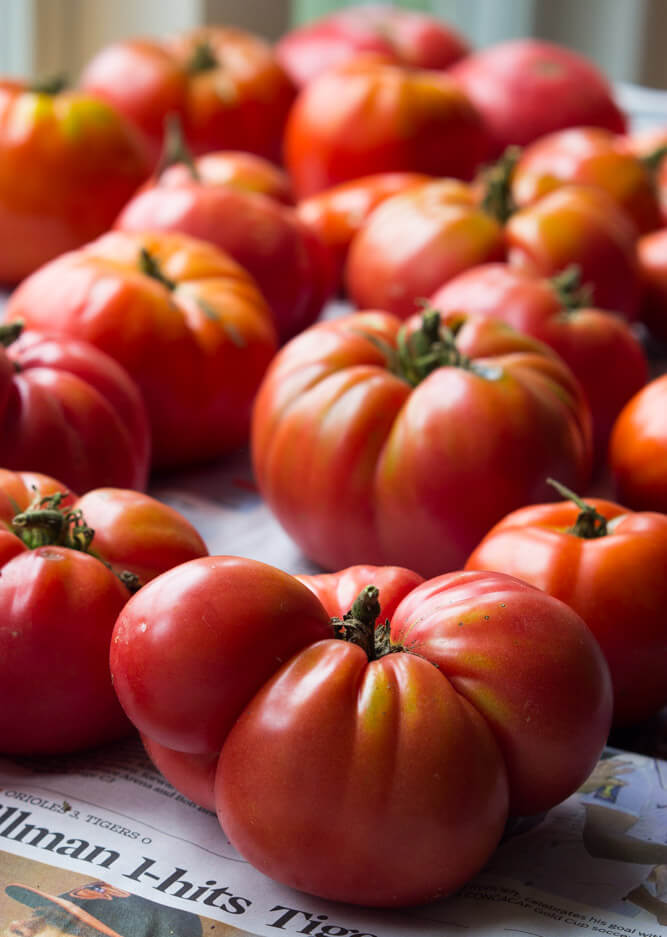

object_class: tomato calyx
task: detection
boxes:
[480,145,520,223]
[28,75,68,96]
[187,41,218,75]
[550,265,592,314]
[330,585,402,661]
[138,248,177,291]
[547,477,608,539]
[11,491,142,592]
[641,143,667,175]
[155,114,201,182]
[395,308,470,385]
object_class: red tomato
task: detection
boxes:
[5,231,278,470]
[430,263,648,459]
[80,27,295,165]
[0,469,207,755]
[0,79,149,283]
[448,39,626,158]
[506,185,641,321]
[637,227,667,343]
[346,179,506,317]
[112,559,611,906]
[251,310,592,576]
[276,3,469,87]
[0,326,150,493]
[609,375,667,513]
[284,58,488,199]
[512,127,661,235]
[115,148,330,342]
[466,489,667,725]
[625,126,667,225]
[296,171,429,290]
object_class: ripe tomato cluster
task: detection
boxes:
[1,1,666,911]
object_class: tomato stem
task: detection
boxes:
[331,585,403,660]
[480,145,521,223]
[29,74,68,95]
[155,113,201,182]
[187,41,218,75]
[550,265,592,313]
[547,477,608,538]
[393,306,472,386]
[138,248,177,291]
[0,321,23,348]
[641,143,667,174]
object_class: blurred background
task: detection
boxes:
[1,0,666,90]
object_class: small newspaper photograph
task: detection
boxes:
[0,740,665,937]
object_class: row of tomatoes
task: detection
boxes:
[1,3,667,912]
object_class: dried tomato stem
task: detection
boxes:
[547,477,608,538]
[331,585,404,660]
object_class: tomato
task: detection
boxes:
[345,178,505,317]
[0,469,207,755]
[0,325,150,493]
[0,78,149,283]
[276,3,469,88]
[112,559,611,906]
[609,375,667,513]
[159,149,293,204]
[284,57,488,199]
[5,231,278,470]
[625,125,667,225]
[80,27,295,165]
[448,39,626,158]
[637,227,667,343]
[251,309,592,577]
[114,137,331,343]
[466,486,667,726]
[505,185,641,321]
[512,127,661,235]
[429,263,648,459]
[296,171,429,290]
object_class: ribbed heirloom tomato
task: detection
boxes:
[5,231,278,469]
[466,485,667,725]
[110,558,612,907]
[0,78,149,282]
[251,308,592,577]
[0,470,207,755]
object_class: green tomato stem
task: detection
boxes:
[547,477,609,539]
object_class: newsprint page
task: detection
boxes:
[0,740,666,937]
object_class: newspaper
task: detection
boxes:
[0,741,665,937]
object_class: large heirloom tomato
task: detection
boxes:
[448,39,626,158]
[251,309,592,577]
[276,3,469,88]
[5,231,278,470]
[466,488,667,726]
[0,78,149,283]
[80,27,295,165]
[111,559,611,907]
[609,375,667,513]
[0,470,207,755]
[506,185,641,321]
[346,178,505,317]
[284,58,488,199]
[115,140,331,342]
[430,263,648,458]
[0,325,150,493]
[511,127,661,235]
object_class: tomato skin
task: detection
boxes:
[161,151,293,204]
[80,28,295,165]
[637,227,667,343]
[0,470,208,755]
[430,263,648,458]
[512,127,661,235]
[448,39,626,158]
[0,81,149,283]
[296,171,429,290]
[276,4,469,88]
[142,735,218,811]
[346,179,505,318]
[466,501,667,726]
[5,231,278,470]
[506,185,641,321]
[0,330,150,493]
[609,375,667,513]
[284,59,489,199]
[110,556,334,755]
[115,173,329,343]
[251,311,592,577]
[298,564,424,621]
[217,640,509,907]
